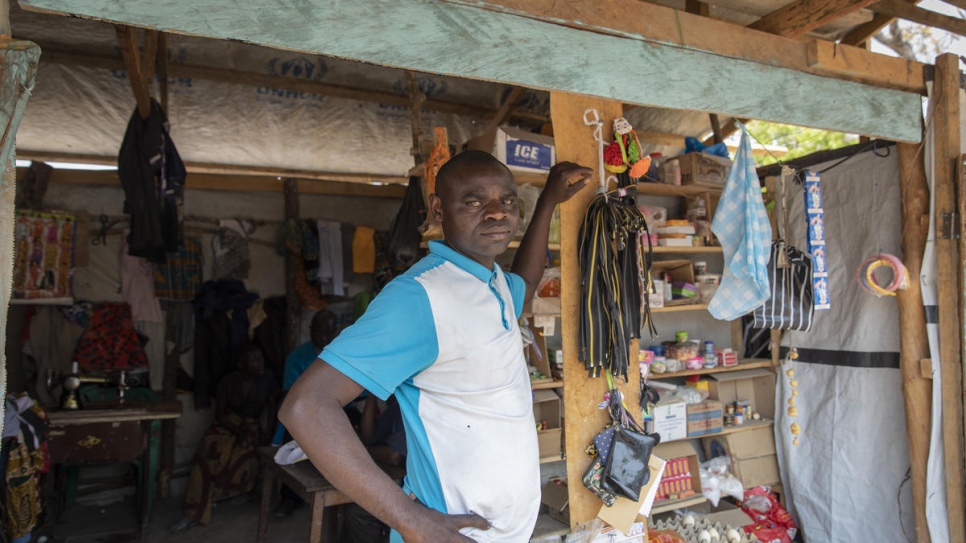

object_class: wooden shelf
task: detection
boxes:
[532,379,564,390]
[530,513,569,540]
[651,303,708,313]
[665,419,774,443]
[637,183,722,198]
[539,454,566,464]
[649,494,707,515]
[650,246,722,254]
[419,239,560,251]
[647,358,773,379]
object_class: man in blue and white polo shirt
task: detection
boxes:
[281,151,591,542]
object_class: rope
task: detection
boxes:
[855,253,909,297]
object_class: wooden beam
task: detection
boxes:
[486,86,527,132]
[551,92,629,528]
[405,71,427,163]
[443,0,927,95]
[139,29,158,88]
[20,0,924,141]
[933,52,965,538]
[283,179,301,354]
[704,118,746,146]
[806,39,927,89]
[16,149,408,187]
[0,0,9,38]
[896,141,934,543]
[157,33,168,113]
[870,0,966,37]
[749,0,880,37]
[17,167,407,198]
[709,114,724,144]
[685,0,710,16]
[114,25,152,119]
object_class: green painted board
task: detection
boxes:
[21,0,921,142]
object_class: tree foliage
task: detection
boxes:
[745,121,859,167]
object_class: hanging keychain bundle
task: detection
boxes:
[578,112,654,380]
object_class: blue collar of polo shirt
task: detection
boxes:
[428,240,498,282]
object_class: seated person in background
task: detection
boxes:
[171,344,278,533]
[341,394,407,543]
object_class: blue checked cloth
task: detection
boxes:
[708,125,772,320]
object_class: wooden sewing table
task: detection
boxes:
[256,446,405,543]
[46,401,182,534]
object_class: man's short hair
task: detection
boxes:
[434,150,513,196]
[310,310,338,350]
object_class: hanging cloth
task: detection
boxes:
[708,124,772,321]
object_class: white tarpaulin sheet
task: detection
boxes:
[774,149,916,542]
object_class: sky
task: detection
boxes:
[869,0,966,60]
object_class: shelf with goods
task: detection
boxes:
[650,303,709,314]
[664,418,774,444]
[650,246,722,254]
[649,494,708,516]
[647,358,772,380]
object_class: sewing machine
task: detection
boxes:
[47,362,130,410]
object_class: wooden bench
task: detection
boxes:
[256,446,405,543]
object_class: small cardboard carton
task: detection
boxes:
[651,441,700,503]
[687,400,723,437]
[703,426,781,488]
[665,152,733,187]
[533,389,562,458]
[526,327,552,383]
[708,368,777,419]
[465,126,556,175]
[541,479,570,525]
[652,397,687,443]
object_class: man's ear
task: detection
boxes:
[429,193,443,223]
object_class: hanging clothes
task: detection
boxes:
[708,125,773,321]
[192,280,258,409]
[211,220,253,281]
[121,240,163,323]
[352,226,376,274]
[118,99,185,263]
[3,396,49,543]
[73,303,148,372]
[316,220,344,296]
[154,236,203,300]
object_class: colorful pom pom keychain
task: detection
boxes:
[604,117,651,179]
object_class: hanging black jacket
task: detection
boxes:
[117,99,186,263]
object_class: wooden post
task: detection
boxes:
[115,25,152,119]
[159,302,181,498]
[284,178,301,354]
[157,33,169,113]
[933,52,965,537]
[896,141,933,543]
[550,92,637,528]
[405,71,426,165]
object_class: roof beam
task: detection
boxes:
[114,25,152,118]
[25,167,407,197]
[15,149,409,187]
[20,0,924,142]
[441,0,925,94]
[37,49,549,122]
[870,0,966,37]
[749,0,881,38]
[487,87,527,132]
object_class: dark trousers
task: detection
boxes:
[340,503,389,543]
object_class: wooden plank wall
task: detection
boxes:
[550,92,643,527]
[933,52,965,538]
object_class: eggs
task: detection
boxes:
[682,513,696,527]
[726,528,742,543]
[709,527,720,542]
[698,529,712,543]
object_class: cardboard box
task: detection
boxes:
[702,427,781,488]
[708,368,777,419]
[533,389,562,458]
[665,152,733,187]
[732,454,781,488]
[687,400,723,437]
[527,327,552,382]
[650,260,696,306]
[703,426,776,460]
[652,441,700,502]
[541,479,570,525]
[704,502,754,528]
[465,126,556,174]
[652,397,687,442]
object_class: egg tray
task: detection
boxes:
[649,516,757,543]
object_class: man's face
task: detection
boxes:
[431,165,519,268]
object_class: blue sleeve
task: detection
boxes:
[505,271,526,318]
[321,277,438,400]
